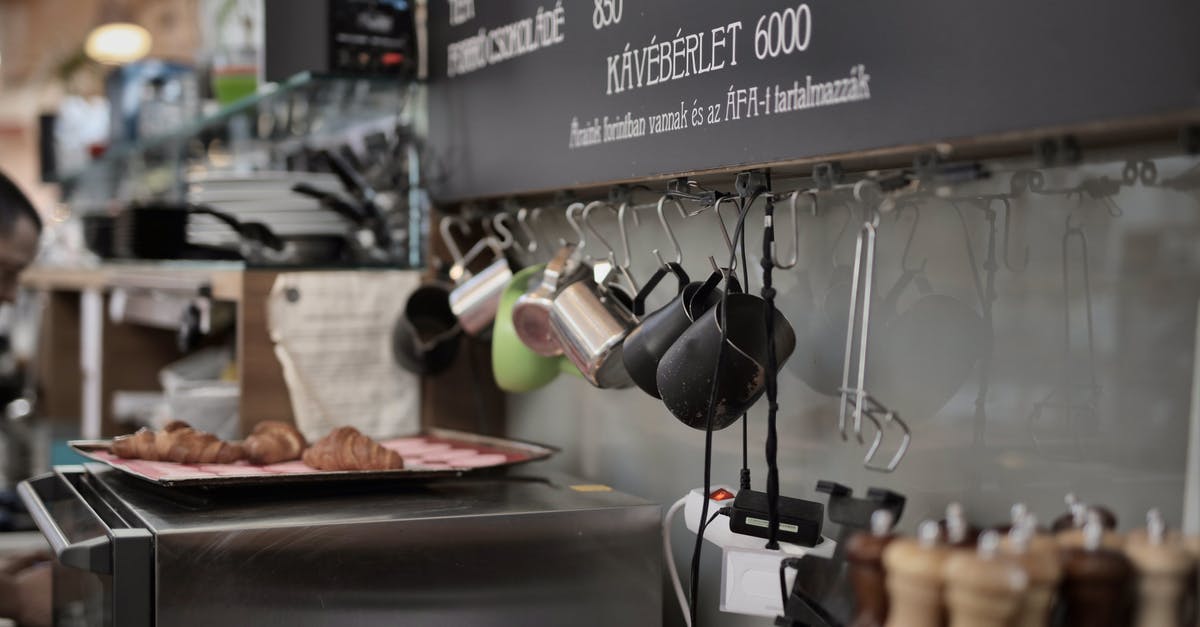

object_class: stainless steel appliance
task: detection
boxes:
[19,464,661,626]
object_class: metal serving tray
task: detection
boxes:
[69,429,556,488]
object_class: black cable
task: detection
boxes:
[688,191,756,625]
[739,205,752,492]
[762,195,781,550]
[778,557,804,609]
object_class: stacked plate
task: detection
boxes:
[185,171,351,248]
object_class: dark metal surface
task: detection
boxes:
[18,467,154,627]
[41,465,662,627]
[427,0,1199,200]
[68,428,557,488]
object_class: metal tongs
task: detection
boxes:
[837,181,911,473]
[1029,212,1100,457]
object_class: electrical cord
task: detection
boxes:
[738,211,752,492]
[778,557,804,608]
[688,190,758,625]
[664,496,692,627]
[665,496,729,627]
[762,194,782,550]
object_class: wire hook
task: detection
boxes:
[516,208,543,255]
[711,194,741,272]
[771,190,810,269]
[893,202,927,274]
[653,194,689,267]
[584,200,639,292]
[563,202,587,251]
[998,198,1029,272]
[438,215,473,269]
[490,213,516,250]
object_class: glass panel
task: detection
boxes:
[504,146,1200,626]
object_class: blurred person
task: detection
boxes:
[0,170,49,627]
[0,171,41,306]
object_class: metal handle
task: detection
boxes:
[17,469,112,573]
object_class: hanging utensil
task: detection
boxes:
[837,182,910,473]
[1029,212,1101,459]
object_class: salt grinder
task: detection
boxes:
[847,510,898,627]
[1060,516,1133,627]
[1001,514,1062,627]
[1124,509,1193,627]
[943,530,1028,627]
[883,520,948,627]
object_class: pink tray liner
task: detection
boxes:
[88,436,529,481]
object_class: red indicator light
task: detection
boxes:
[710,488,735,501]
[382,52,404,65]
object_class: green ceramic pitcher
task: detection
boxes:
[493,264,579,391]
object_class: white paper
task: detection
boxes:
[267,271,422,442]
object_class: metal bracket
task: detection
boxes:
[815,481,906,531]
[912,151,987,187]
[812,162,843,190]
[735,169,771,199]
[1035,135,1082,167]
[499,197,522,214]
[551,190,578,208]
[608,184,636,206]
[912,151,941,176]
[665,177,722,206]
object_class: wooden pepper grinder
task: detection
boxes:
[1124,509,1193,627]
[1001,514,1062,627]
[1057,509,1124,551]
[943,502,980,548]
[943,530,1028,627]
[883,520,949,627]
[847,510,898,627]
[1060,516,1133,627]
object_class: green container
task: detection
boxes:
[212,68,258,106]
[492,265,578,391]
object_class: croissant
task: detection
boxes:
[112,422,244,464]
[243,421,307,465]
[302,426,404,471]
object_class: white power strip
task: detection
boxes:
[681,487,836,618]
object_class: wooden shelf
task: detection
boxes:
[22,264,245,301]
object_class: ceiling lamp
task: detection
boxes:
[85,1,152,65]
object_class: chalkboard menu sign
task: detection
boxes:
[427,0,1198,201]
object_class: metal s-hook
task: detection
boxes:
[491,213,516,250]
[516,208,542,255]
[582,201,621,263]
[831,202,853,269]
[653,194,689,267]
[893,202,927,274]
[772,190,813,269]
[998,198,1029,272]
[439,215,473,280]
[711,194,740,271]
[583,200,639,292]
[563,202,588,251]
